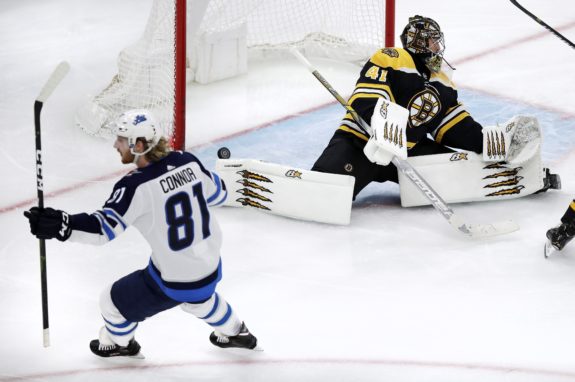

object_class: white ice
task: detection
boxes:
[1,0,575,381]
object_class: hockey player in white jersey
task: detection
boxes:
[23,109,258,357]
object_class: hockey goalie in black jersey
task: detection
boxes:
[312,15,559,204]
[24,110,258,357]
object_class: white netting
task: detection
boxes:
[75,0,176,138]
[76,0,389,139]
[197,0,386,61]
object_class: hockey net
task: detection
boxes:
[75,0,394,149]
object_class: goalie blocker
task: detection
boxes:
[216,159,355,225]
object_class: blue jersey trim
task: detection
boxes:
[207,172,223,204]
[146,259,222,302]
[93,212,115,240]
[103,208,127,230]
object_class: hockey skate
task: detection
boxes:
[544,220,575,258]
[536,168,561,194]
[89,327,143,358]
[209,322,259,350]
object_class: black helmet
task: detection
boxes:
[400,15,445,73]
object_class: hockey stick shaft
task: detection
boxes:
[34,61,70,347]
[509,0,575,49]
[290,48,518,238]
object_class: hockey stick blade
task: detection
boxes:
[36,61,70,103]
[451,215,519,238]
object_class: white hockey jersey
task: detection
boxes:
[68,151,227,301]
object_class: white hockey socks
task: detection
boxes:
[99,285,138,347]
[181,293,242,337]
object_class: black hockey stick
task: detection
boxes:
[33,61,70,347]
[510,0,575,49]
[290,48,519,238]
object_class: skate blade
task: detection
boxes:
[217,345,264,355]
[544,241,556,258]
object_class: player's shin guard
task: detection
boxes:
[181,293,242,336]
[99,284,138,346]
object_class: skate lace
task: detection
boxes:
[214,332,230,343]
[98,343,117,351]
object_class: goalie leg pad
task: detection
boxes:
[216,159,355,225]
[399,150,544,207]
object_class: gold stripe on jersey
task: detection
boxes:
[349,92,390,106]
[351,83,395,103]
[339,123,369,141]
[434,111,470,143]
[570,201,575,211]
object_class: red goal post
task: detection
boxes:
[75,0,396,151]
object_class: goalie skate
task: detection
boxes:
[544,220,575,258]
[209,322,261,351]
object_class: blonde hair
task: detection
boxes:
[142,137,171,162]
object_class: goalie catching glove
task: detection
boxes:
[24,207,71,241]
[363,97,409,166]
[482,115,541,165]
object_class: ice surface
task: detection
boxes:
[1,0,575,381]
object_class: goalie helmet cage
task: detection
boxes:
[75,0,395,151]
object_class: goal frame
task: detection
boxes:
[170,0,396,150]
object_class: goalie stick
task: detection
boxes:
[510,0,575,49]
[290,48,519,238]
[34,61,70,347]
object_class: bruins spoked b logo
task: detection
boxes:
[408,89,440,127]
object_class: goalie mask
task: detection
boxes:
[110,109,160,156]
[400,15,445,73]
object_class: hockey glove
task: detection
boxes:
[482,115,541,164]
[363,98,409,166]
[23,207,71,241]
